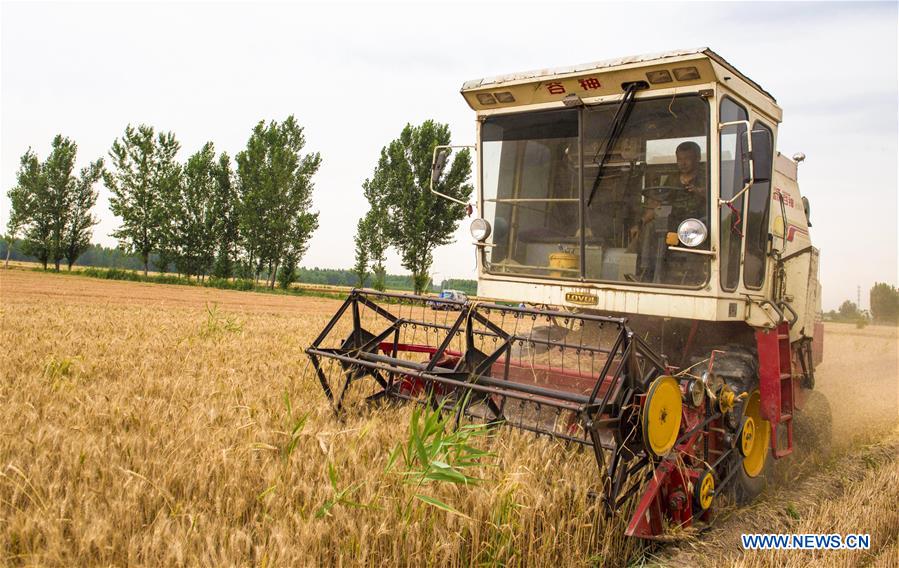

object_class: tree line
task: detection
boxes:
[5,117,473,292]
[826,282,899,325]
[102,117,319,288]
[6,118,319,289]
[0,239,476,294]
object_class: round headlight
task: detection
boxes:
[470,218,491,241]
[677,218,707,247]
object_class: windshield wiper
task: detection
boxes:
[586,81,647,207]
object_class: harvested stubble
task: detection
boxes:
[1,270,639,566]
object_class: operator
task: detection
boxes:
[629,141,707,242]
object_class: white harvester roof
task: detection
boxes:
[461,47,776,103]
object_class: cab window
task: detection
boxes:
[743,121,774,289]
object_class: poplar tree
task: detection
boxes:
[172,142,218,278]
[7,138,103,270]
[211,152,239,279]
[105,125,181,275]
[236,116,321,288]
[7,150,47,267]
[362,178,389,291]
[62,160,104,270]
[43,135,78,270]
[870,282,899,323]
[352,216,370,288]
[364,121,471,294]
[5,155,38,267]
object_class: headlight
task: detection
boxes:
[677,218,707,247]
[470,218,491,241]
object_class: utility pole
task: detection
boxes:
[857,285,861,310]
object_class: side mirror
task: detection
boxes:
[431,148,450,187]
[741,129,773,185]
[802,196,812,227]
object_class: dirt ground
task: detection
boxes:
[1,268,897,567]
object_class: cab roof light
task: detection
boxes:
[673,66,701,81]
[646,70,673,84]
[494,91,515,103]
[476,93,497,105]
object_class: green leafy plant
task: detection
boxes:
[199,303,243,338]
[44,356,79,389]
[785,503,801,520]
[282,390,309,459]
[315,462,373,519]
[386,398,495,517]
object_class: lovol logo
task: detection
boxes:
[565,291,598,306]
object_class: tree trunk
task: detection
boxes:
[142,253,149,276]
[54,259,61,272]
[270,261,279,289]
[412,270,430,295]
[5,245,10,268]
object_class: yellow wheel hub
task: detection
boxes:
[695,470,715,511]
[742,390,770,477]
[642,376,683,457]
[718,386,736,414]
[740,416,756,457]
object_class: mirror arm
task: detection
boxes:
[719,182,752,206]
[717,120,754,207]
[430,145,476,207]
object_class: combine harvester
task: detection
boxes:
[307,48,826,538]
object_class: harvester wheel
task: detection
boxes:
[731,390,772,504]
[641,376,683,458]
[740,391,770,478]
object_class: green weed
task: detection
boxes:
[386,397,496,517]
[199,303,243,338]
[282,390,309,459]
[43,356,78,389]
[315,462,376,519]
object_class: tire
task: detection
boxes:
[731,449,772,505]
[689,345,774,505]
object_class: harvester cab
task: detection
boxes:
[307,48,824,539]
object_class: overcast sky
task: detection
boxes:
[2,1,896,310]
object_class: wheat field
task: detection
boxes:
[2,269,897,567]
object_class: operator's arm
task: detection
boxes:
[630,198,660,241]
